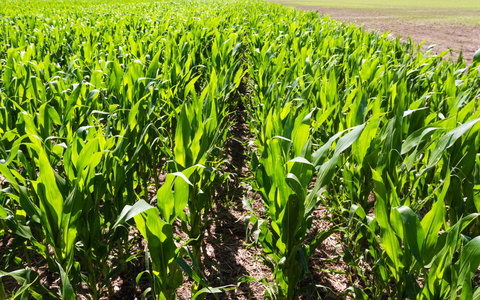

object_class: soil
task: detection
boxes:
[271,3,480,63]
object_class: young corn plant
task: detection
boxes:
[113,200,184,300]
[163,76,232,293]
[0,111,112,298]
[247,105,365,299]
[372,168,480,299]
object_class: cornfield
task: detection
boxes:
[1,0,480,299]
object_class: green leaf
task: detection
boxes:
[393,206,425,266]
[192,285,236,300]
[474,48,480,63]
[0,205,7,219]
[456,236,480,293]
[113,200,154,229]
[134,208,180,298]
[306,123,366,214]
[157,175,175,224]
[473,286,480,300]
[57,263,75,300]
[421,172,449,263]
[157,173,190,224]
[401,127,440,155]
[425,118,480,171]
[32,146,64,244]
[0,269,27,285]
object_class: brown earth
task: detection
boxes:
[272,3,480,63]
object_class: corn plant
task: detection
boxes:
[113,200,184,300]
[246,102,365,298]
